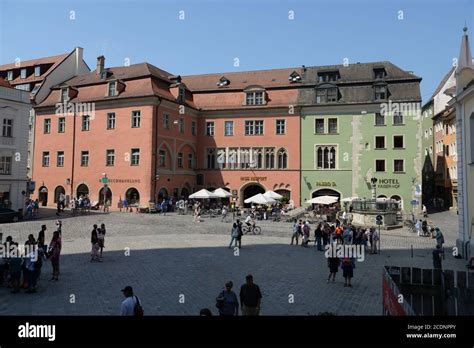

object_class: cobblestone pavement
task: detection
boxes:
[0,209,467,315]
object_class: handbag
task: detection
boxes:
[216,291,225,309]
[134,296,144,316]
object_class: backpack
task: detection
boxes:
[134,296,144,316]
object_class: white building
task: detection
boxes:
[451,27,474,259]
[0,82,30,212]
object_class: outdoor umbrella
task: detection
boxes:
[263,190,283,200]
[244,193,277,205]
[213,188,233,198]
[305,195,339,205]
[341,196,359,203]
[188,189,219,199]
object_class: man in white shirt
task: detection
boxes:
[121,286,138,316]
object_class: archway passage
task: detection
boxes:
[38,186,48,206]
[54,186,65,204]
[312,188,340,200]
[99,186,112,205]
[126,188,140,205]
[76,184,89,198]
[157,188,168,201]
[242,183,265,208]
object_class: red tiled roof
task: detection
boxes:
[0,78,11,88]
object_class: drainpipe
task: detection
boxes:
[70,109,76,198]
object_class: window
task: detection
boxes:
[177,153,183,168]
[82,115,90,131]
[188,153,194,169]
[394,159,404,173]
[131,111,141,128]
[20,69,26,79]
[375,136,385,149]
[375,159,385,172]
[244,120,264,135]
[224,121,234,136]
[245,91,265,105]
[265,148,275,169]
[328,118,338,134]
[206,148,216,169]
[315,119,325,134]
[163,113,170,129]
[373,68,387,79]
[375,85,387,100]
[108,81,117,97]
[57,152,64,167]
[276,120,286,135]
[0,156,12,175]
[34,66,41,76]
[424,129,429,139]
[393,112,403,125]
[15,84,30,91]
[2,119,13,137]
[178,118,184,133]
[318,71,340,82]
[316,88,338,104]
[191,121,196,136]
[42,152,50,167]
[375,113,385,126]
[131,148,140,166]
[315,145,336,169]
[429,127,432,136]
[159,150,166,167]
[107,113,115,129]
[277,148,288,169]
[178,86,185,102]
[58,117,65,133]
[7,71,13,81]
[81,151,89,167]
[393,135,404,149]
[61,88,68,102]
[106,149,115,166]
[44,119,51,134]
[206,122,215,136]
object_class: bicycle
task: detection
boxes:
[242,224,262,235]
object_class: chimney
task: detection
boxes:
[75,47,84,74]
[96,55,105,75]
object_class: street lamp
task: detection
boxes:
[101,173,108,212]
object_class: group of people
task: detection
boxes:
[24,198,40,219]
[0,221,62,294]
[90,224,106,262]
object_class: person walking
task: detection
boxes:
[98,223,106,258]
[216,281,239,316]
[301,222,310,247]
[47,231,61,281]
[90,225,101,262]
[327,256,340,283]
[434,228,444,248]
[228,223,239,249]
[432,244,443,269]
[239,274,262,316]
[235,219,243,248]
[315,223,323,251]
[291,219,300,245]
[37,225,47,252]
[120,286,143,316]
[415,219,422,236]
[24,243,37,293]
[370,228,380,254]
[341,257,355,287]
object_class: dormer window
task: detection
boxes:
[289,71,301,83]
[374,68,387,79]
[317,70,340,83]
[61,87,69,102]
[217,76,230,87]
[108,81,117,97]
[178,86,185,103]
[316,85,339,104]
[20,69,27,79]
[34,66,41,77]
[245,91,265,106]
[7,71,13,81]
[374,84,388,101]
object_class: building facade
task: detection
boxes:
[300,63,422,213]
[0,80,30,211]
[451,28,474,259]
[421,99,435,207]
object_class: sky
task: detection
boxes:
[0,0,473,102]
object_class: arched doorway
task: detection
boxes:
[391,195,403,210]
[157,187,168,201]
[76,184,89,198]
[241,183,265,208]
[38,186,48,206]
[126,188,140,205]
[311,188,341,200]
[54,186,65,204]
[275,189,291,203]
[99,186,112,205]
[181,188,190,199]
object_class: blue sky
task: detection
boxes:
[0,0,472,102]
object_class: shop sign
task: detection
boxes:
[377,179,400,189]
[240,177,267,182]
[98,178,141,184]
[315,181,336,187]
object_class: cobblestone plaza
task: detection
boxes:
[0,210,465,315]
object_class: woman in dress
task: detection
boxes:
[48,231,61,281]
[98,223,106,258]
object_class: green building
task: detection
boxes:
[299,62,422,214]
